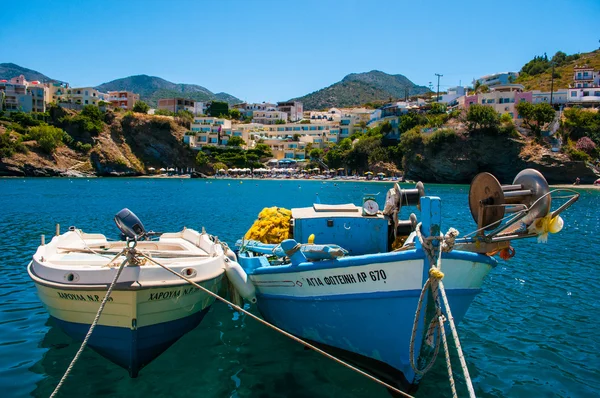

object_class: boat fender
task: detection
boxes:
[225,247,238,262]
[225,260,257,303]
[308,234,315,244]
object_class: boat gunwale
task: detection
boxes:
[27,261,224,291]
[240,248,497,275]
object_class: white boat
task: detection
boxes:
[28,209,236,377]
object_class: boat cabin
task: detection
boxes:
[291,203,389,255]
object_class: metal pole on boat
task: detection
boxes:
[41,234,45,246]
[55,224,60,237]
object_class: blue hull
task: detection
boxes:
[255,288,480,389]
[52,306,211,377]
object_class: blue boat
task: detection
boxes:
[236,169,579,392]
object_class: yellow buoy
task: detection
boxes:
[308,234,315,244]
[548,215,564,234]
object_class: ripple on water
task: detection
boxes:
[0,178,598,398]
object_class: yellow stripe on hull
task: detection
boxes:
[33,276,223,329]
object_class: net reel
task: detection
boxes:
[468,169,551,234]
[384,182,425,245]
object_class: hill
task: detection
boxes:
[515,49,600,91]
[0,63,57,82]
[96,75,241,107]
[293,70,430,110]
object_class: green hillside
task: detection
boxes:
[515,49,600,91]
[0,63,58,82]
[96,75,241,107]
[293,70,430,110]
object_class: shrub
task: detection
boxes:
[399,127,424,153]
[154,109,175,116]
[565,146,590,161]
[75,141,92,153]
[133,101,150,114]
[424,128,459,154]
[0,132,27,157]
[575,136,596,155]
[10,112,42,127]
[195,151,208,167]
[500,113,513,124]
[29,125,66,153]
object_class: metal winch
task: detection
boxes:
[468,169,551,234]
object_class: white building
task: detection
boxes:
[277,101,304,122]
[252,110,288,124]
[440,86,467,104]
[474,72,519,88]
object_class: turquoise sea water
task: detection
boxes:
[0,178,598,398]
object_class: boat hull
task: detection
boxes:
[239,249,495,390]
[30,267,223,377]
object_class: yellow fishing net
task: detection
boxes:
[244,207,292,244]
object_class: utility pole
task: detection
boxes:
[435,73,443,103]
[550,62,555,106]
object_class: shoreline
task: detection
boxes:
[2,175,599,188]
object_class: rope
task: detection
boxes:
[50,249,129,398]
[409,223,476,398]
[137,252,415,398]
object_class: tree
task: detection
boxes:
[429,103,447,114]
[133,101,150,114]
[562,107,600,144]
[206,101,229,117]
[195,150,208,167]
[398,112,426,134]
[478,85,490,93]
[516,102,554,136]
[229,108,242,120]
[275,119,286,124]
[227,136,245,147]
[500,113,513,124]
[309,148,324,160]
[466,104,500,130]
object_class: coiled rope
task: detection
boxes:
[137,252,416,398]
[409,223,476,398]
[50,247,131,398]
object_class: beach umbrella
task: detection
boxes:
[148,167,155,171]
[159,168,166,172]
[168,168,175,172]
[337,167,344,171]
[377,172,385,176]
[219,168,225,172]
[365,171,373,175]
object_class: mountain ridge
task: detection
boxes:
[0,63,242,107]
[292,70,430,110]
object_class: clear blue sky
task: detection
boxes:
[2,0,599,103]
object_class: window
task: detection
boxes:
[571,91,577,97]
[85,100,88,104]
[583,91,590,97]
[595,91,600,97]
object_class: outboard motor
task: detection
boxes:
[114,208,147,240]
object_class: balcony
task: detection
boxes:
[574,76,594,81]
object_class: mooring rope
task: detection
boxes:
[409,223,476,398]
[50,249,129,398]
[137,253,416,398]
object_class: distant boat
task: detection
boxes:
[236,169,579,392]
[28,209,233,377]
